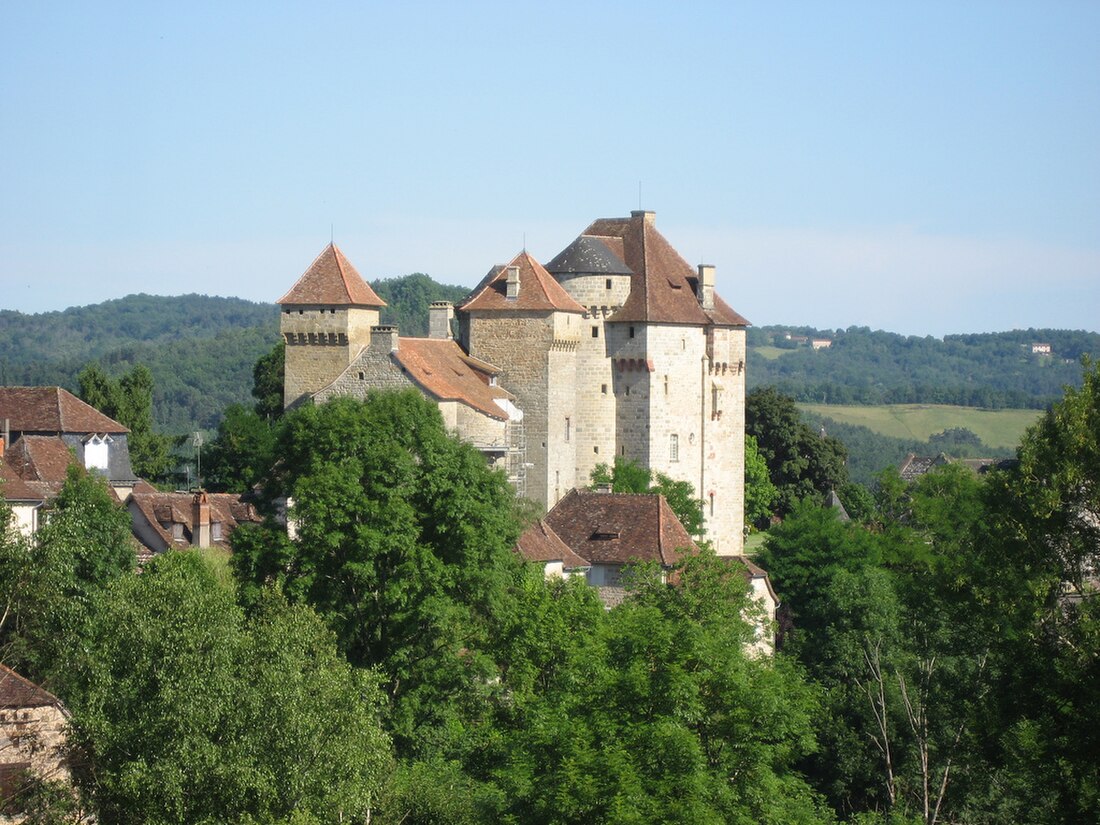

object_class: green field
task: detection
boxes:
[749,346,790,361]
[797,403,1041,450]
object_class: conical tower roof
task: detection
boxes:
[459,250,585,313]
[277,243,386,307]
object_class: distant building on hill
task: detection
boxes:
[1031,342,1053,355]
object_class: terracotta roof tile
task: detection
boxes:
[514,518,591,570]
[128,491,262,556]
[459,250,586,313]
[277,243,386,307]
[0,454,45,502]
[392,339,515,421]
[0,387,128,434]
[563,214,749,327]
[0,664,61,709]
[543,489,697,566]
[5,436,75,485]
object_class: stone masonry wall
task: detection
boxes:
[281,306,379,408]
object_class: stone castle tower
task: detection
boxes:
[277,243,387,409]
[460,211,748,555]
[278,212,749,555]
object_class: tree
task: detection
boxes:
[251,341,285,422]
[231,390,525,752]
[201,403,276,493]
[745,434,778,529]
[67,551,391,824]
[0,465,134,685]
[77,363,177,480]
[746,386,848,515]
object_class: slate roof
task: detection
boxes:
[0,664,61,709]
[393,339,515,421]
[542,489,697,567]
[514,518,591,570]
[545,235,635,275]
[459,250,586,314]
[561,213,749,327]
[277,243,387,308]
[0,387,128,435]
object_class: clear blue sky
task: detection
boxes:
[2,1,1097,337]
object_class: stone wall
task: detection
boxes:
[0,703,70,814]
[280,305,380,408]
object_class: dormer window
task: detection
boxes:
[211,522,223,542]
[84,434,110,472]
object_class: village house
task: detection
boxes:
[280,211,751,554]
[0,665,71,821]
[514,487,777,652]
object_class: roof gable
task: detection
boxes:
[0,664,61,709]
[543,489,698,566]
[277,243,387,307]
[459,250,586,314]
[0,387,128,435]
[514,518,591,570]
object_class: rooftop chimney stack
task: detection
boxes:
[631,209,656,226]
[429,301,454,340]
[370,325,400,352]
[192,490,211,548]
[505,266,520,301]
[697,264,715,311]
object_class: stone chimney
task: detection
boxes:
[0,436,5,459]
[370,325,400,352]
[594,482,613,494]
[429,301,454,339]
[697,264,715,311]
[505,266,520,301]
[631,209,656,226]
[192,490,211,548]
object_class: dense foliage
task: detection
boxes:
[371,272,472,337]
[749,325,1100,408]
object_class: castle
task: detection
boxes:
[278,210,749,555]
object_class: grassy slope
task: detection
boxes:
[797,403,1040,450]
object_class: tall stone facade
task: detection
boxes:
[280,213,750,556]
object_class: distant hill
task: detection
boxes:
[0,274,473,432]
[748,325,1100,409]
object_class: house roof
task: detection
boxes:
[0,664,61,709]
[4,436,75,485]
[0,453,47,503]
[0,387,128,435]
[565,213,749,327]
[459,250,586,314]
[392,339,515,421]
[277,243,387,308]
[128,490,262,558]
[724,555,780,605]
[542,489,698,567]
[514,518,591,570]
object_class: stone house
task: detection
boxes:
[279,211,750,554]
[0,665,71,820]
[514,488,776,651]
[128,489,262,563]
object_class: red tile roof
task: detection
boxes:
[391,338,515,421]
[4,436,75,485]
[543,489,698,567]
[277,243,387,308]
[0,387,128,435]
[459,250,586,313]
[128,490,262,556]
[577,214,749,327]
[0,664,61,709]
[514,518,591,570]
[0,453,46,502]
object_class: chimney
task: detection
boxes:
[697,264,715,311]
[0,436,5,459]
[505,266,520,300]
[595,482,613,494]
[631,209,656,226]
[370,325,400,352]
[429,301,454,339]
[192,490,211,548]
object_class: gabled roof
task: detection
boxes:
[4,436,75,485]
[277,243,387,308]
[393,339,514,421]
[128,490,262,558]
[0,664,62,709]
[563,213,749,327]
[459,250,586,314]
[514,518,591,570]
[0,387,128,435]
[543,489,697,566]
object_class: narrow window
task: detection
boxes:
[601,383,607,394]
[629,326,635,338]
[358,372,365,380]
[565,417,571,442]
[594,446,599,454]
[592,326,599,338]
[625,386,630,397]
[670,433,679,462]
[709,493,715,517]
[664,375,669,395]
[620,445,626,456]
